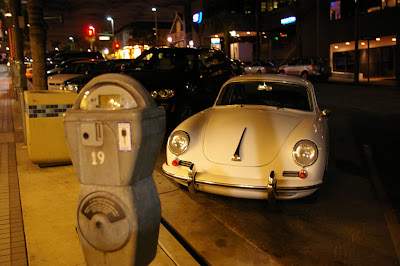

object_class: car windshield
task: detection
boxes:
[216,81,312,111]
[129,50,195,72]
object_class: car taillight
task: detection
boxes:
[312,65,315,70]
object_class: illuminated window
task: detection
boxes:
[330,1,341,20]
[261,1,267,12]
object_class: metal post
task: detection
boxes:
[354,0,360,84]
[152,7,158,45]
[367,39,370,83]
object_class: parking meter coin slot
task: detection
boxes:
[80,123,103,147]
[78,191,132,252]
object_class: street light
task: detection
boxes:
[69,36,74,50]
[152,7,158,45]
[107,16,114,42]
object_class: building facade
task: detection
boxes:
[188,0,399,79]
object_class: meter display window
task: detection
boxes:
[99,95,122,108]
[80,85,137,110]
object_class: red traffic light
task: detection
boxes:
[114,42,120,49]
[87,26,95,37]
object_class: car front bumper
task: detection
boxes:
[161,162,322,200]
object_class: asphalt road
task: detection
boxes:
[155,80,400,265]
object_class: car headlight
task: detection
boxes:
[60,84,80,92]
[151,89,175,99]
[292,140,318,167]
[168,130,190,155]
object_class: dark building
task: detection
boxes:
[188,0,399,80]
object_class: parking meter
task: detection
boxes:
[64,74,165,265]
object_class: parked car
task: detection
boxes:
[60,59,136,92]
[162,74,330,203]
[47,58,96,76]
[47,59,105,90]
[278,57,331,80]
[243,61,277,74]
[124,47,234,127]
[49,51,104,69]
[230,59,245,75]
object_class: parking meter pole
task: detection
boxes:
[64,74,165,265]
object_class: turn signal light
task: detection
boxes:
[299,170,308,179]
[172,159,179,166]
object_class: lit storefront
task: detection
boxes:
[331,36,397,78]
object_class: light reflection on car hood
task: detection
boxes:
[203,106,304,166]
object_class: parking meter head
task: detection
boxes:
[74,73,157,111]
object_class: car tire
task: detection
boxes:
[257,70,261,74]
[279,70,285,74]
[301,71,309,79]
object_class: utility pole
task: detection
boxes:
[28,0,48,90]
[255,0,261,62]
[354,0,360,84]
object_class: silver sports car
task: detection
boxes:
[162,74,330,203]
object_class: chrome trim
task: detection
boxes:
[162,174,322,193]
[187,164,196,194]
[179,160,193,167]
[282,171,299,177]
[267,171,277,204]
[162,166,322,192]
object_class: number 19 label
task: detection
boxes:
[91,151,105,165]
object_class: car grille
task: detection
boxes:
[282,171,299,177]
[179,160,193,167]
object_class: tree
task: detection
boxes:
[27,0,47,90]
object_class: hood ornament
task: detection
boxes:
[232,128,247,161]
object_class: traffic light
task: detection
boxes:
[87,26,95,37]
[114,42,120,49]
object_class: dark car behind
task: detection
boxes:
[49,51,104,69]
[60,59,136,92]
[123,47,234,126]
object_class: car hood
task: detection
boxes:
[203,106,304,166]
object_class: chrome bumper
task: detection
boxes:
[162,163,322,201]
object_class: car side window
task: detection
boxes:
[134,52,155,70]
[61,63,79,74]
[199,50,225,70]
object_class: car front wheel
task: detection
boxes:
[301,71,309,79]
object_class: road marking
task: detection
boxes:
[363,144,400,263]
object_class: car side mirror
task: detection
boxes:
[322,109,331,117]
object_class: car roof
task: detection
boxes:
[70,59,105,64]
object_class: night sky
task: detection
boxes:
[43,0,186,50]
